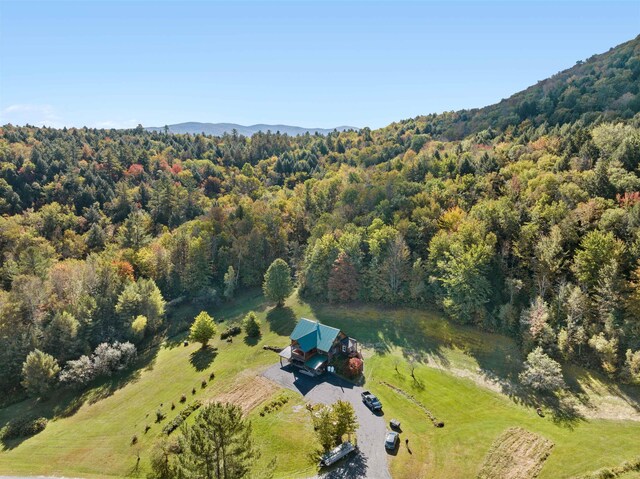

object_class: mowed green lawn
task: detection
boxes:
[0,291,318,479]
[1,290,639,478]
[366,356,640,479]
[291,299,640,479]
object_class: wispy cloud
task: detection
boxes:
[0,104,63,128]
[94,119,140,129]
[0,106,140,129]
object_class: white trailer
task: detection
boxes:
[318,441,356,467]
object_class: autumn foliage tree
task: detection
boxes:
[327,252,359,303]
[2,43,640,395]
[346,357,364,378]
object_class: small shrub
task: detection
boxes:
[209,372,215,380]
[23,417,48,436]
[155,408,166,422]
[171,402,176,410]
[144,424,151,433]
[131,434,138,445]
[595,469,615,479]
[260,394,289,415]
[263,345,282,352]
[0,416,48,440]
[346,357,364,378]
[242,311,261,338]
[220,326,241,340]
[201,380,207,388]
[180,394,187,403]
[192,387,196,395]
[162,400,202,435]
[575,456,640,479]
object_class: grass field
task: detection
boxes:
[1,290,640,478]
[0,291,318,479]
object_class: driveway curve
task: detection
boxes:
[262,363,392,479]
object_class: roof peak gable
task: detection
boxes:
[290,318,341,353]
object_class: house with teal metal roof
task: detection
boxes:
[279,318,360,375]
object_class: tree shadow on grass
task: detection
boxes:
[301,299,640,426]
[548,396,584,429]
[501,381,586,430]
[567,366,640,413]
[0,341,161,450]
[0,365,148,450]
[266,306,297,336]
[408,375,426,392]
[243,334,260,346]
[189,346,217,371]
[87,369,145,406]
[124,450,143,478]
[164,289,269,350]
[306,300,452,364]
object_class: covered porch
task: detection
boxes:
[279,346,328,375]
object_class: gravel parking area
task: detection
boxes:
[262,363,392,479]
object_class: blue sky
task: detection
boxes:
[0,1,638,129]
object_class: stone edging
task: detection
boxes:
[380,381,444,427]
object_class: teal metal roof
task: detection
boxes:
[296,332,318,353]
[290,318,340,353]
[305,354,328,370]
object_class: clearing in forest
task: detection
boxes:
[476,427,554,479]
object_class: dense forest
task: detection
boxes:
[1,36,640,398]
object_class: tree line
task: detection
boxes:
[2,39,640,397]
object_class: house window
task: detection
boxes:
[342,345,346,353]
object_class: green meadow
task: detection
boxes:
[1,290,639,478]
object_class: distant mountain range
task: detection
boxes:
[145,122,357,136]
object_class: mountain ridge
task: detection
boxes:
[145,122,357,137]
[403,35,640,140]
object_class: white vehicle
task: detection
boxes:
[384,431,399,450]
[319,441,357,467]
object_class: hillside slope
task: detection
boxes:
[407,35,640,139]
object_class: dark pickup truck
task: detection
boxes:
[361,390,382,411]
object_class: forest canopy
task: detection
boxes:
[1,36,640,397]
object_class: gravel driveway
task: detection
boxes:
[262,363,392,479]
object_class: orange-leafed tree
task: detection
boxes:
[346,357,363,378]
[328,252,359,303]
